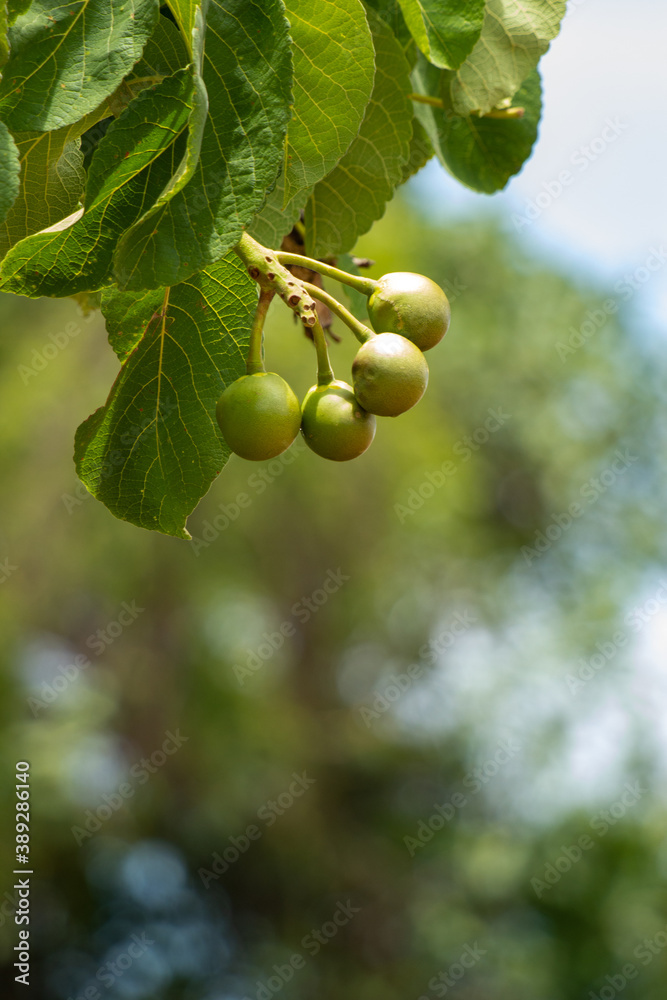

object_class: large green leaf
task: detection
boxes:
[398,0,484,69]
[250,0,375,249]
[450,0,565,115]
[0,121,19,223]
[0,0,160,132]
[282,0,374,205]
[414,66,542,193]
[75,253,257,538]
[0,70,195,296]
[112,0,292,290]
[306,6,413,257]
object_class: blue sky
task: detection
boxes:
[411,0,666,332]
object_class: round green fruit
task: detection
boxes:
[367,271,450,351]
[352,333,428,417]
[300,380,376,461]
[216,372,301,461]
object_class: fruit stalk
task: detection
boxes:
[309,317,335,386]
[301,281,374,345]
[275,251,377,296]
[234,233,318,326]
[246,289,274,375]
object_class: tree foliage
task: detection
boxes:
[0,0,566,535]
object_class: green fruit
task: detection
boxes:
[367,271,450,351]
[352,333,428,417]
[216,372,301,461]
[301,379,376,461]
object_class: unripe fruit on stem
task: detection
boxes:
[301,380,376,461]
[352,333,428,417]
[367,272,450,351]
[216,372,301,461]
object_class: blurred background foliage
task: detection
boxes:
[1,190,666,999]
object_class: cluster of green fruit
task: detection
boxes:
[216,264,450,463]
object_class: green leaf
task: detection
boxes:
[418,68,542,193]
[0,70,195,296]
[250,0,375,251]
[75,252,256,538]
[282,0,375,205]
[0,0,160,132]
[306,6,413,258]
[112,0,293,290]
[397,0,484,69]
[450,0,565,116]
[0,120,19,223]
[399,116,434,183]
[0,101,113,259]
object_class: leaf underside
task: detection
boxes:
[75,253,257,537]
